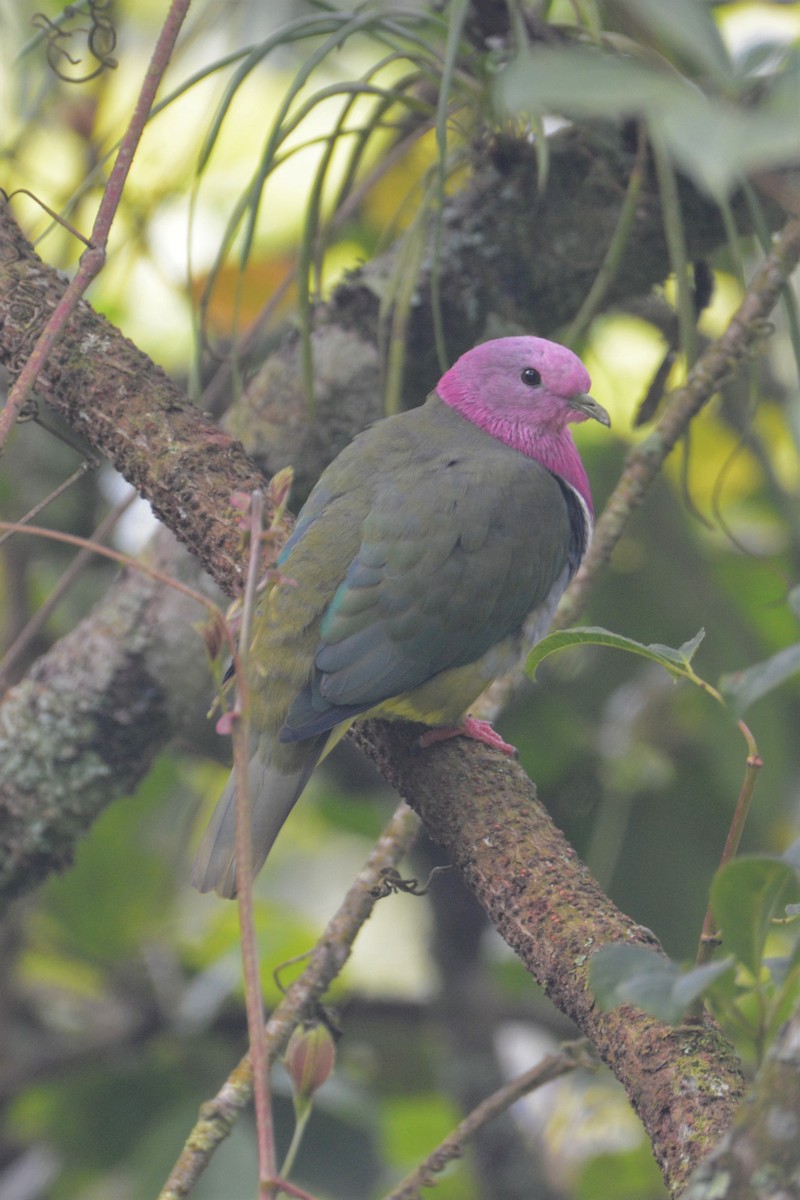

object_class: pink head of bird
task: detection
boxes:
[436,336,610,515]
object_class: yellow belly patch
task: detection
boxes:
[315,636,522,763]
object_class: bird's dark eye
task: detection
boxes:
[521,367,542,387]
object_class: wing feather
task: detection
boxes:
[271,399,581,743]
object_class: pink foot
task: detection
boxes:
[419,717,517,757]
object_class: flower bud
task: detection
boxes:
[284,1022,336,1109]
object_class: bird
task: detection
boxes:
[192,336,610,897]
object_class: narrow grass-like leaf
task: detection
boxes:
[151,48,254,123]
[329,71,432,219]
[219,9,434,283]
[195,6,438,378]
[197,17,348,174]
[564,124,645,345]
[742,182,800,395]
[194,5,438,172]
[383,193,432,415]
[310,0,448,65]
[240,15,390,269]
[650,126,696,366]
[293,72,430,404]
[429,0,470,374]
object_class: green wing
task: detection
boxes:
[276,399,577,741]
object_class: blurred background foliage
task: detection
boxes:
[0,1,798,1197]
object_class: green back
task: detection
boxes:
[253,397,577,741]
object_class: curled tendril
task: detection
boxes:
[32,1,117,84]
[369,865,452,898]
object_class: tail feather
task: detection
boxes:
[191,735,326,898]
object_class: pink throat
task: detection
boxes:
[437,385,594,517]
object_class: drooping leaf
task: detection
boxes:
[526,626,704,681]
[497,44,800,195]
[670,960,737,1010]
[659,91,800,200]
[590,943,733,1024]
[498,45,677,124]
[604,0,733,86]
[719,643,800,717]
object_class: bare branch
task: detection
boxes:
[383,1042,595,1200]
[158,802,420,1200]
[353,720,746,1196]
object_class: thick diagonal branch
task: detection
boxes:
[354,720,745,1196]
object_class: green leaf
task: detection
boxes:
[720,643,800,717]
[711,858,800,977]
[498,46,677,124]
[659,95,800,199]
[497,45,800,196]
[765,953,800,990]
[670,960,736,1009]
[525,626,704,681]
[608,0,733,85]
[590,944,733,1024]
[782,838,800,872]
[764,938,800,1039]
[623,0,734,81]
[650,628,706,666]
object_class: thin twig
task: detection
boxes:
[0,0,192,447]
[382,1042,595,1200]
[557,213,800,630]
[696,717,763,967]
[231,491,278,1198]
[157,802,420,1199]
[0,459,97,549]
[0,491,138,690]
[0,520,226,629]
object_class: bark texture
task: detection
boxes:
[682,1010,800,1200]
[0,203,266,593]
[354,719,746,1196]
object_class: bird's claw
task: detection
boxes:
[419,717,518,757]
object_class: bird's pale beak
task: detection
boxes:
[569,393,611,427]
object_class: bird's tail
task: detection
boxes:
[191,734,327,899]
